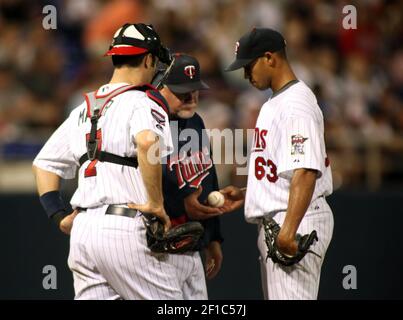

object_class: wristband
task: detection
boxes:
[39,191,67,221]
[51,211,67,226]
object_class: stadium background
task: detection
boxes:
[0,0,402,299]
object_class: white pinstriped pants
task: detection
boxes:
[257,197,334,300]
[68,206,207,300]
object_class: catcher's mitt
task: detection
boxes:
[263,216,320,266]
[143,214,204,254]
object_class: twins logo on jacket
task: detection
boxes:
[162,113,223,247]
[168,146,213,189]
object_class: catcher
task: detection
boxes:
[33,23,208,300]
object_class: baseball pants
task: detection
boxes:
[257,196,334,300]
[68,205,207,300]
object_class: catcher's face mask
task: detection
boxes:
[151,57,176,90]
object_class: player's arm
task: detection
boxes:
[137,130,163,207]
[200,162,224,278]
[276,168,317,255]
[219,185,246,212]
[32,166,78,234]
[201,215,224,279]
[204,240,223,280]
[183,186,224,219]
[33,114,79,234]
[163,160,222,219]
[129,130,171,231]
[275,111,325,255]
[171,117,223,219]
[33,165,60,195]
[127,97,174,231]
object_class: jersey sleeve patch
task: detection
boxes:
[151,108,166,130]
[291,134,308,155]
[146,89,170,116]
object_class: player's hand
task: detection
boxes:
[184,186,223,220]
[204,241,223,280]
[276,230,298,257]
[219,185,245,212]
[59,210,79,235]
[128,202,171,232]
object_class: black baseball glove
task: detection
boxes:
[143,214,204,254]
[263,216,320,266]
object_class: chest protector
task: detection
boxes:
[79,84,169,169]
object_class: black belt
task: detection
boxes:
[105,205,138,218]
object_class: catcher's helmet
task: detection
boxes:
[105,23,172,65]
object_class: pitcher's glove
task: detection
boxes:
[143,214,204,254]
[263,217,320,266]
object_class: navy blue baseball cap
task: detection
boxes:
[225,27,286,72]
[163,53,209,93]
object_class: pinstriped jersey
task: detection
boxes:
[245,80,332,223]
[33,83,173,209]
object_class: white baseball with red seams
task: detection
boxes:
[207,191,225,207]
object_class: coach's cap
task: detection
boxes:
[225,27,286,72]
[163,54,209,93]
[105,23,172,64]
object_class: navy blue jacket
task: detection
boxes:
[162,113,223,249]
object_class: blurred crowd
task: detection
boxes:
[0,0,402,190]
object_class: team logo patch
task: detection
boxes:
[291,134,308,155]
[151,109,166,130]
[167,147,213,189]
[184,65,196,79]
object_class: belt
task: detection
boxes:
[105,205,138,218]
[79,205,202,252]
[79,205,187,224]
[105,206,189,224]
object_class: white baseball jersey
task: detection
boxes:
[245,80,334,300]
[34,82,207,300]
[245,80,333,223]
[33,82,173,209]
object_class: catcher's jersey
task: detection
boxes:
[33,83,173,209]
[245,80,332,223]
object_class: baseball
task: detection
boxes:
[207,191,225,208]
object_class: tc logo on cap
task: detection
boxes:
[235,41,240,55]
[184,65,196,79]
